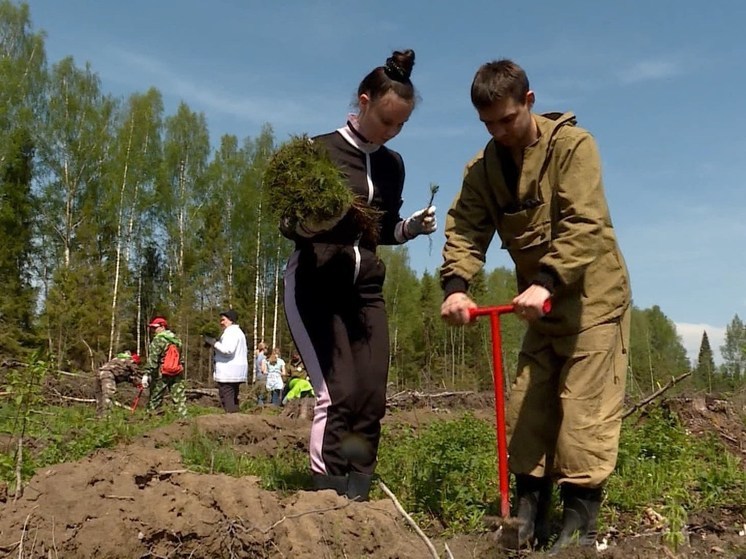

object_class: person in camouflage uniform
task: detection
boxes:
[97,351,141,414]
[143,316,187,418]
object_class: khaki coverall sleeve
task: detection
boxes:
[540,133,607,286]
[441,158,496,285]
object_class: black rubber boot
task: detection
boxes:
[312,474,348,496]
[512,475,553,549]
[347,471,373,502]
[548,483,602,555]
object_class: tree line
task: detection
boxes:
[1,1,744,396]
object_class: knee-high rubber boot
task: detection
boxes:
[549,483,602,555]
[347,471,373,502]
[312,473,348,496]
[511,475,552,549]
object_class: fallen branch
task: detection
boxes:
[386,389,476,409]
[55,370,86,377]
[379,481,439,559]
[158,469,189,476]
[52,515,58,559]
[56,394,96,404]
[186,388,219,397]
[0,541,20,553]
[29,409,56,416]
[622,372,692,420]
[47,386,96,404]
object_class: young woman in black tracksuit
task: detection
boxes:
[283,49,436,501]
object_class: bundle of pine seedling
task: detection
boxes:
[264,134,381,243]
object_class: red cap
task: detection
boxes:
[148,317,167,328]
[131,353,141,365]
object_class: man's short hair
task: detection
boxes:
[471,59,529,110]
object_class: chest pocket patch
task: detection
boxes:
[498,202,551,251]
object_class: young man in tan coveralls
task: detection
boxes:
[440,59,631,553]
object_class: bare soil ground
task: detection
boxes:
[0,370,744,558]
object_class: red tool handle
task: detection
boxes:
[467,298,551,518]
[131,385,144,414]
[469,298,552,319]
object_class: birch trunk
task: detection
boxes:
[272,241,280,349]
[108,117,134,359]
[253,195,263,349]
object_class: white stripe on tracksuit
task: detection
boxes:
[284,250,330,474]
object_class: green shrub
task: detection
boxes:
[377,414,498,533]
[607,407,746,525]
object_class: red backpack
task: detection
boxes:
[161,343,184,376]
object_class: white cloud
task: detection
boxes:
[619,59,684,84]
[105,49,337,128]
[675,322,726,365]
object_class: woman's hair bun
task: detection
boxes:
[384,49,415,82]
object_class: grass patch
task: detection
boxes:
[0,402,214,488]
[175,426,312,492]
[608,407,746,517]
[376,414,499,534]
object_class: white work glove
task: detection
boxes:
[405,206,437,238]
[295,211,347,238]
[141,375,150,388]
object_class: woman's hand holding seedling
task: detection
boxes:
[405,206,437,237]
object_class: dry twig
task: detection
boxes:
[386,389,475,408]
[622,372,692,419]
[14,436,23,502]
[158,469,189,476]
[258,501,353,534]
[18,505,39,559]
[378,481,439,559]
[185,388,219,397]
[55,394,96,404]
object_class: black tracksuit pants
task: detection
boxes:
[284,245,389,477]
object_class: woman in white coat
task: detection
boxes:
[204,309,248,412]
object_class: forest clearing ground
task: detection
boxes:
[0,368,744,558]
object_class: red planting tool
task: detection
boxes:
[468,299,552,518]
[131,384,144,414]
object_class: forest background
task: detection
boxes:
[2,1,745,397]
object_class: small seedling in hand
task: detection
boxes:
[426,183,439,255]
[427,183,439,209]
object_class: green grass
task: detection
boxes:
[175,426,313,492]
[0,402,214,488]
[607,407,746,525]
[376,414,500,533]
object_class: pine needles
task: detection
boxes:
[264,134,353,226]
[264,135,383,243]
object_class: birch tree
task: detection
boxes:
[106,88,163,358]
[36,57,116,368]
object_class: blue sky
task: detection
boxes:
[25,0,746,363]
